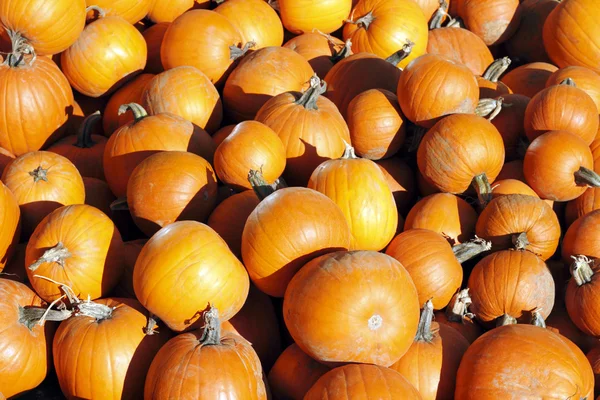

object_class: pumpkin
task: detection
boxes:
[524,130,600,201]
[61,7,147,97]
[212,125,235,147]
[214,121,286,191]
[0,182,19,273]
[524,80,598,145]
[546,66,600,114]
[0,0,86,55]
[343,0,428,69]
[48,111,106,180]
[405,193,478,244]
[305,364,422,399]
[144,306,267,399]
[242,187,351,297]
[376,157,417,216]
[278,0,352,34]
[475,194,561,260]
[385,229,463,310]
[25,204,123,302]
[435,289,483,344]
[477,58,513,98]
[417,113,505,205]
[84,0,153,23]
[103,73,154,136]
[587,346,600,392]
[456,324,594,399]
[134,221,249,331]
[458,0,520,46]
[346,89,406,160]
[546,304,597,353]
[563,210,600,262]
[398,54,479,128]
[284,250,419,366]
[565,188,600,227]
[427,27,494,76]
[147,0,194,23]
[0,49,74,156]
[142,23,169,75]
[53,298,170,400]
[0,279,53,398]
[1,151,85,239]
[324,52,401,120]
[0,147,14,176]
[223,46,314,122]
[415,0,451,21]
[484,94,529,161]
[142,66,222,133]
[543,0,600,73]
[500,61,558,98]
[491,179,553,208]
[111,239,146,299]
[565,256,600,337]
[496,159,526,182]
[268,344,331,400]
[390,300,470,400]
[103,102,215,198]
[255,75,350,187]
[214,0,284,49]
[283,32,350,79]
[83,177,115,220]
[127,151,218,236]
[308,145,397,251]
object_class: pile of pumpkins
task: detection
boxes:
[2,0,600,398]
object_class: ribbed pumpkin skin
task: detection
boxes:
[278,0,352,34]
[0,57,74,156]
[103,74,154,136]
[566,262,600,337]
[242,188,351,297]
[134,221,249,332]
[565,187,600,227]
[562,210,600,262]
[477,76,513,99]
[61,15,147,97]
[144,328,267,400]
[25,204,123,302]
[343,0,428,69]
[455,325,594,399]
[491,179,542,200]
[0,0,86,55]
[415,0,450,21]
[283,33,347,79]
[385,229,463,310]
[458,0,520,46]
[0,183,19,272]
[0,147,14,176]
[305,364,422,400]
[308,156,398,251]
[546,66,600,113]
[85,0,153,23]
[427,27,494,76]
[500,62,558,98]
[53,298,170,400]
[147,0,194,23]
[475,194,561,260]
[376,158,416,215]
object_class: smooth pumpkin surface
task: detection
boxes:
[147,0,194,23]
[0,182,19,273]
[458,0,520,46]
[85,0,153,24]
[546,66,600,113]
[103,74,154,136]
[427,27,494,76]
[500,62,558,98]
[278,0,352,34]
[283,32,348,79]
[142,23,169,75]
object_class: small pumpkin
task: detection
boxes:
[562,209,600,262]
[458,0,520,46]
[546,66,600,113]
[278,0,352,34]
[283,32,350,79]
[103,73,154,136]
[500,61,558,98]
[565,256,600,337]
[147,0,194,23]
[84,0,153,23]
[376,157,417,216]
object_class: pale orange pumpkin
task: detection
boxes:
[84,0,153,24]
[278,0,352,34]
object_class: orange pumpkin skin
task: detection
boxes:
[127,152,218,237]
[103,73,154,136]
[0,182,19,273]
[543,0,600,73]
[477,76,513,99]
[214,0,284,49]
[587,347,600,392]
[343,0,428,69]
[500,62,558,98]
[0,0,85,56]
[305,364,422,399]
[546,66,600,113]
[242,188,351,297]
[524,131,594,201]
[142,23,169,75]
[398,54,479,128]
[458,0,520,46]
[214,121,286,191]
[488,94,529,161]
[385,229,463,310]
[566,260,600,337]
[0,147,14,176]
[284,251,420,366]
[546,305,597,354]
[83,177,115,219]
[415,0,451,21]
[61,14,147,97]
[562,210,600,264]
[25,204,123,302]
[142,66,222,134]
[268,344,331,400]
[85,0,153,24]
[565,188,600,227]
[475,194,561,260]
[2,151,85,239]
[283,33,347,79]
[0,56,74,156]
[212,125,235,147]
[455,325,593,399]
[376,157,417,216]
[278,0,352,34]
[346,89,406,160]
[308,154,398,251]
[53,298,170,400]
[223,46,315,122]
[434,312,483,344]
[491,179,553,208]
[0,279,52,398]
[147,0,194,23]
[427,27,494,76]
[134,221,249,332]
[417,114,505,193]
[405,193,477,244]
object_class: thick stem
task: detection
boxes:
[453,237,492,263]
[29,166,48,183]
[475,97,504,121]
[86,5,107,18]
[482,57,511,83]
[511,232,530,250]
[75,299,114,321]
[3,30,36,68]
[530,309,547,327]
[429,0,449,30]
[560,77,576,87]
[199,305,221,345]
[248,169,287,200]
[345,11,376,30]
[415,299,434,342]
[445,288,475,323]
[28,242,71,271]
[110,197,129,211]
[145,313,159,335]
[118,103,148,123]
[570,255,594,286]
[471,173,492,207]
[446,17,463,28]
[497,313,517,326]
[230,41,255,61]
[295,74,326,110]
[574,166,600,188]
[18,304,71,330]
[340,140,358,160]
[330,39,353,63]
[75,111,101,149]
[385,40,414,67]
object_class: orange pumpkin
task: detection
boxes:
[284,251,420,366]
[546,304,597,354]
[142,23,169,75]
[278,0,352,34]
[103,73,154,136]
[212,125,235,147]
[375,157,417,215]
[427,27,494,76]
[564,257,600,337]
[0,147,14,176]
[546,66,600,113]
[565,188,600,227]
[283,32,350,79]
[0,182,19,273]
[458,0,520,46]
[500,62,558,98]
[415,0,451,21]
[83,177,115,220]
[486,94,529,161]
[496,159,526,182]
[477,58,513,98]
[84,0,153,23]
[491,179,550,206]
[147,0,194,23]
[562,210,600,264]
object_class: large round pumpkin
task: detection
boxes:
[103,73,154,136]
[546,66,600,113]
[278,0,352,34]
[500,62,558,98]
[84,0,153,23]
[0,182,19,273]
[458,0,520,46]
[427,27,494,76]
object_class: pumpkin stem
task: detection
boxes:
[74,111,101,149]
[28,165,49,183]
[3,30,36,68]
[497,313,517,326]
[471,173,492,207]
[446,17,463,28]
[248,169,287,200]
[429,0,449,30]
[199,305,221,345]
[330,39,353,63]
[415,299,435,342]
[18,297,72,330]
[345,11,376,30]
[118,102,148,123]
[145,312,159,335]
[340,140,358,159]
[267,0,279,12]
[110,197,129,211]
[559,77,576,87]
[475,97,504,121]
[85,5,106,18]
[28,242,71,272]
[574,166,600,188]
[230,41,256,61]
[406,125,428,152]
[385,39,414,67]
[295,74,326,110]
[453,236,492,263]
[570,255,594,286]
[511,231,530,250]
[482,57,511,83]
[445,288,476,323]
[530,308,547,327]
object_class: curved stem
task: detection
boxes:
[248,169,287,201]
[145,313,159,335]
[445,288,476,323]
[118,103,148,123]
[345,11,375,30]
[512,232,530,250]
[86,5,106,18]
[28,242,71,271]
[415,299,434,342]
[482,57,511,82]
[3,30,36,68]
[530,309,547,327]
[497,313,517,326]
[19,303,71,330]
[471,173,492,207]
[340,140,358,159]
[560,77,576,87]
[295,74,326,110]
[199,305,221,345]
[29,165,48,183]
[453,236,492,263]
[75,111,101,149]
[230,41,255,61]
[429,0,449,30]
[475,97,504,121]
[574,166,600,188]
[570,255,594,286]
[385,39,414,67]
[330,39,353,63]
